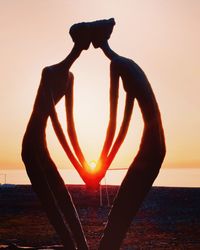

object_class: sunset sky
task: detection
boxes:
[1,0,200,172]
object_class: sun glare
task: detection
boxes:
[89,160,97,171]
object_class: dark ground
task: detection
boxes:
[0,185,199,249]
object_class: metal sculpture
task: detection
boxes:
[22,18,165,249]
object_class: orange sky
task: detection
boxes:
[0,0,200,170]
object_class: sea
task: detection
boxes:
[0,168,199,187]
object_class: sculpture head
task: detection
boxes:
[70,22,91,50]
[91,18,115,48]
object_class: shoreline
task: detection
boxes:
[1,168,200,187]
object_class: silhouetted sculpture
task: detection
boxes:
[89,19,166,250]
[21,22,91,250]
[22,18,166,250]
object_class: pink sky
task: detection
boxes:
[0,1,200,171]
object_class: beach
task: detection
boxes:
[0,185,200,249]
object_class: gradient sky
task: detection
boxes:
[0,0,200,171]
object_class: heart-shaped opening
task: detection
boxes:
[48,63,134,188]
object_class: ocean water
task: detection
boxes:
[0,168,199,187]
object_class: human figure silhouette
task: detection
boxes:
[21,22,91,250]
[89,18,166,250]
[22,18,166,250]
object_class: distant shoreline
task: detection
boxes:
[1,165,200,170]
[1,168,200,187]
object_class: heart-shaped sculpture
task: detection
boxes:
[22,18,165,249]
[49,66,133,188]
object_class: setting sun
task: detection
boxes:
[89,160,97,171]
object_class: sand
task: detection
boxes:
[0,185,200,249]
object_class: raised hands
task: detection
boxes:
[52,19,135,189]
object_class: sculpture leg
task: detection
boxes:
[43,155,88,250]
[99,149,165,250]
[22,153,76,250]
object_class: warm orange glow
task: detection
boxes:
[89,160,97,172]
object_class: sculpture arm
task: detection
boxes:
[105,95,134,170]
[50,103,84,176]
[65,72,88,169]
[97,62,120,169]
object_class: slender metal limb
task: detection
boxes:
[97,62,119,170]
[22,145,76,250]
[99,150,165,250]
[105,94,134,170]
[40,150,88,250]
[65,73,89,169]
[49,96,84,177]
